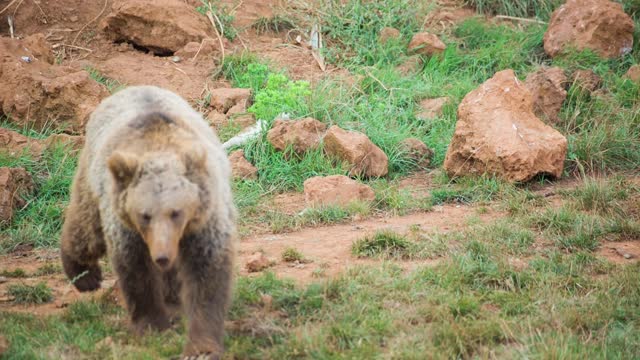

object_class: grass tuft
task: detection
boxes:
[7,282,53,304]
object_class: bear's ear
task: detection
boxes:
[183,145,207,174]
[107,151,139,188]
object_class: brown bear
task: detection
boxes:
[60,85,237,359]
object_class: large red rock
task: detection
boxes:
[323,126,388,178]
[544,0,635,59]
[444,70,568,183]
[0,167,34,225]
[229,150,258,180]
[102,0,211,55]
[524,67,568,123]
[0,128,44,158]
[267,118,326,154]
[303,175,375,208]
[408,32,446,56]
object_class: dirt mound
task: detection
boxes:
[444,69,568,183]
[544,0,635,59]
[0,34,109,133]
[101,0,212,56]
[0,167,34,225]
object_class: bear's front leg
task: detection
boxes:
[178,233,234,359]
[111,234,172,335]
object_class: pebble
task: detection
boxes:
[171,56,181,63]
[0,276,7,284]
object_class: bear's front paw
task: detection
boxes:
[182,340,222,360]
[68,263,102,292]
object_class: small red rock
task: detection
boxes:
[229,150,258,180]
[323,126,388,178]
[416,97,449,120]
[524,66,568,123]
[0,167,35,225]
[408,32,446,56]
[246,252,272,273]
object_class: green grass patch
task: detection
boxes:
[7,282,53,304]
[0,268,28,278]
[352,230,415,259]
[0,144,78,253]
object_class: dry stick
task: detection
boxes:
[495,15,547,24]
[206,11,226,67]
[52,43,93,52]
[0,0,20,16]
[72,0,108,46]
[29,0,47,21]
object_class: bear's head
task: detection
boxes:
[107,149,207,270]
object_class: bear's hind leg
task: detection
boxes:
[60,171,106,292]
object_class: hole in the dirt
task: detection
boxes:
[116,40,175,57]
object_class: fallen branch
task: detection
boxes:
[495,15,547,25]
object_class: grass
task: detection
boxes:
[196,0,237,41]
[0,143,77,253]
[252,15,296,34]
[1,0,640,358]
[281,247,305,263]
[7,282,53,304]
[465,0,561,19]
[0,268,28,278]
[352,230,415,259]
[85,66,124,93]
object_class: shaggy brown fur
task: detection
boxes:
[60,86,236,359]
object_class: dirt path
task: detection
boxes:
[0,203,492,315]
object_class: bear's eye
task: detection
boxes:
[141,213,152,223]
[170,210,182,221]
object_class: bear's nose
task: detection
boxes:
[155,256,170,269]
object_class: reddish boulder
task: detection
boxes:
[544,0,634,59]
[229,150,258,180]
[444,70,568,183]
[0,128,43,158]
[400,138,433,168]
[303,175,375,208]
[324,126,388,178]
[267,118,326,154]
[0,167,34,225]
[408,32,446,56]
[524,67,568,123]
[102,0,211,55]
